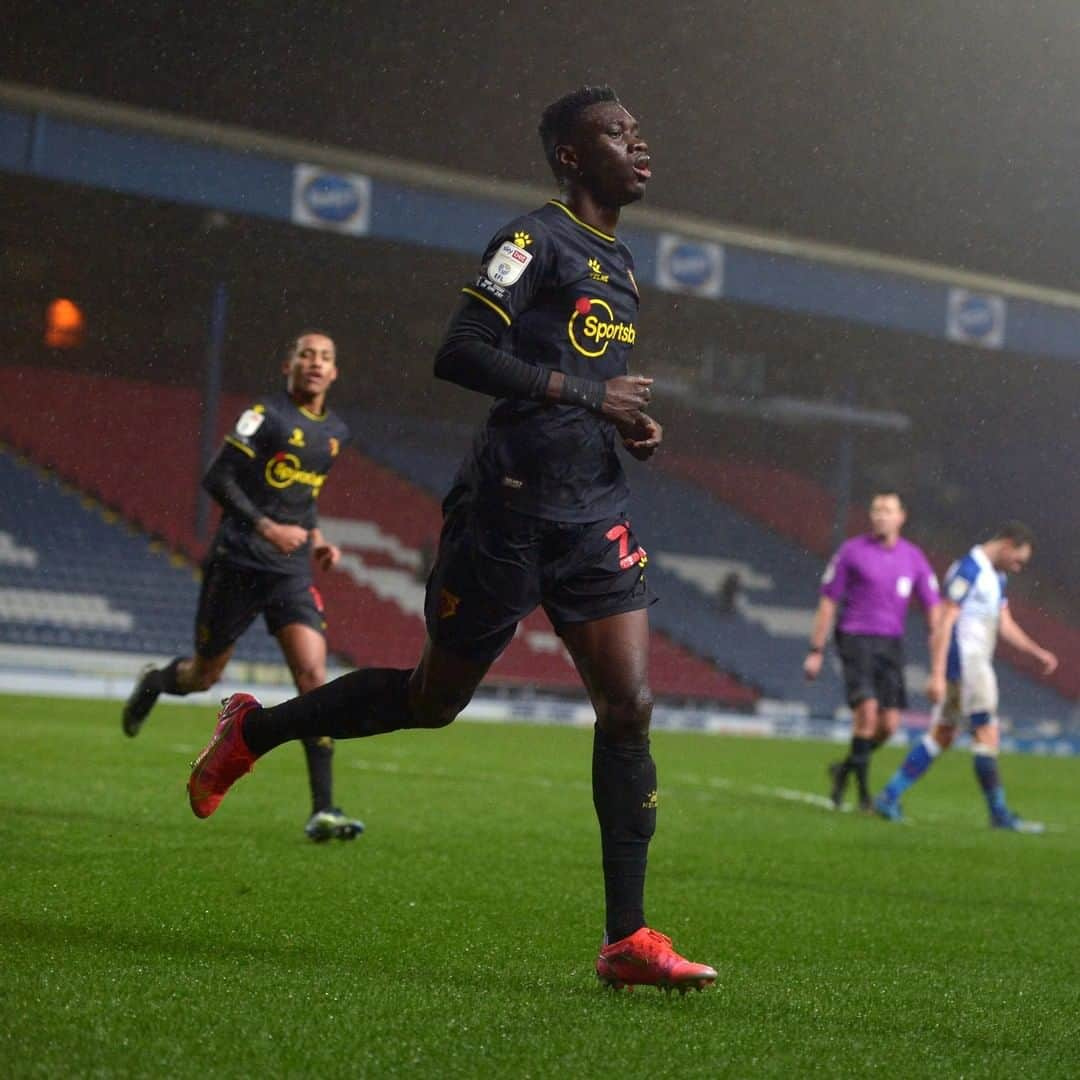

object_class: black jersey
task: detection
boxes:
[209,391,350,575]
[453,199,641,523]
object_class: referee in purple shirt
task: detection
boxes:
[804,492,941,810]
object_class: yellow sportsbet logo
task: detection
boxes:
[265,452,327,492]
[568,297,636,358]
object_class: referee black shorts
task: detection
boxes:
[424,494,655,666]
[834,631,907,711]
[194,558,326,658]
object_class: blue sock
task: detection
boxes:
[973,752,1009,819]
[882,735,940,802]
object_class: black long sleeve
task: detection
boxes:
[434,296,551,400]
[434,296,606,412]
[202,444,265,527]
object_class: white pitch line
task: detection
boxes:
[748,784,842,811]
[161,748,1065,833]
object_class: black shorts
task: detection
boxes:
[424,496,655,665]
[835,631,907,710]
[194,558,326,658]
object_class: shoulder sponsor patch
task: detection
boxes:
[235,408,265,437]
[474,276,507,301]
[948,576,970,602]
[486,240,533,286]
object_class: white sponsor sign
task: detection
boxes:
[946,288,1006,349]
[291,164,372,235]
[656,233,724,298]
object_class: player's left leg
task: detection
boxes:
[961,660,1039,831]
[828,634,879,809]
[560,609,716,992]
[858,640,908,808]
[969,716,1010,825]
[275,620,364,842]
[189,494,523,819]
[836,698,879,811]
[969,723,1042,832]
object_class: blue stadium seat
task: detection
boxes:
[0,449,281,664]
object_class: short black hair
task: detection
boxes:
[992,520,1035,548]
[538,85,620,179]
[281,328,334,364]
[870,490,906,509]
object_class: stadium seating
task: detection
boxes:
[2,365,1071,723]
[0,368,755,706]
[348,409,1078,727]
[657,450,1080,704]
[0,447,280,662]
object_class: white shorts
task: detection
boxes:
[936,656,999,726]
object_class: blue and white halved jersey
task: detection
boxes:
[943,545,1007,679]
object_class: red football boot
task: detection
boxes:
[596,927,717,993]
[188,693,260,819]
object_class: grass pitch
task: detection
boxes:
[2,693,1079,1078]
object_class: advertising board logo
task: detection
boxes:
[292,165,372,235]
[656,233,724,298]
[946,289,1006,350]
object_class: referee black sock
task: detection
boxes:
[592,724,656,944]
[848,736,875,802]
[155,658,187,696]
[302,737,334,814]
[242,668,413,757]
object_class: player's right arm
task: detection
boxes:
[805,546,850,679]
[803,595,837,680]
[926,600,962,703]
[203,405,307,554]
[434,219,651,421]
[926,555,980,701]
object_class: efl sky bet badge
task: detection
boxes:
[486,241,533,286]
[235,409,265,437]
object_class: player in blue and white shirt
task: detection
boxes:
[875,522,1058,830]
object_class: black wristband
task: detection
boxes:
[559,373,606,412]
[807,645,823,654]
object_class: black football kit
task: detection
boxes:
[196,391,349,657]
[428,199,654,663]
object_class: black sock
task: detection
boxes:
[593,724,656,944]
[242,668,413,757]
[849,736,875,801]
[303,737,334,814]
[156,658,187,696]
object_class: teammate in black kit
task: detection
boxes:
[123,331,364,842]
[187,87,716,991]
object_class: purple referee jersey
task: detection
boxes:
[821,534,940,638]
